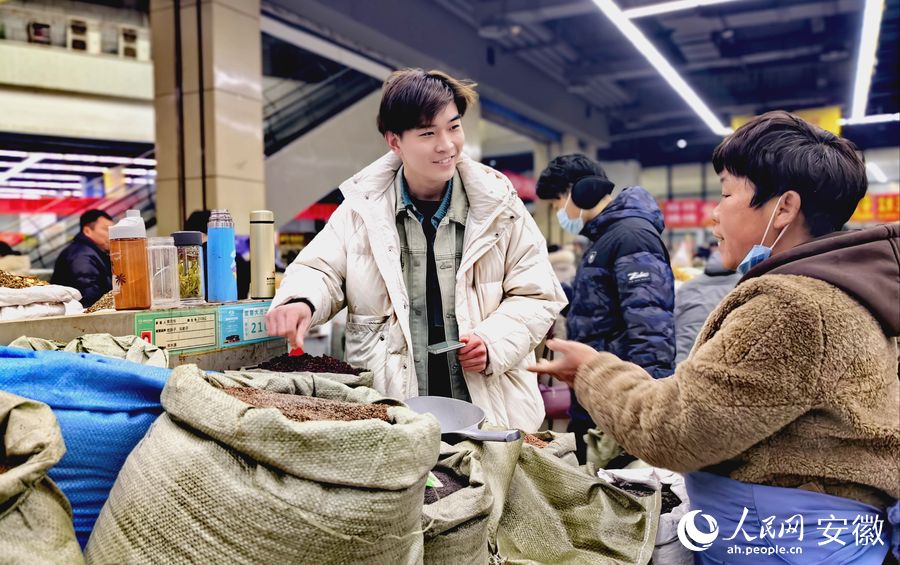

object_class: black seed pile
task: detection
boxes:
[424,468,470,504]
[258,353,365,375]
[660,483,682,514]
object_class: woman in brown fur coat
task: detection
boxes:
[533,111,899,564]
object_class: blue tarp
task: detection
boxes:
[0,346,170,547]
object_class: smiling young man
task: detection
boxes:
[267,69,566,430]
[533,111,899,562]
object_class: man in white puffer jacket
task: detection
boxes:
[266,69,566,430]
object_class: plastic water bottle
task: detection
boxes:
[207,209,238,302]
[109,209,150,310]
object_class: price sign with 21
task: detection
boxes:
[243,307,268,340]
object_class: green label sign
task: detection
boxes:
[134,307,218,353]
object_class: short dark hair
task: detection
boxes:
[80,209,112,230]
[712,110,867,237]
[536,154,610,200]
[0,242,17,256]
[376,69,478,135]
[185,210,212,234]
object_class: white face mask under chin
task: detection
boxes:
[737,195,791,275]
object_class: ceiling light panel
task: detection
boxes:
[624,0,744,19]
[591,0,732,135]
[840,113,899,125]
[866,162,889,183]
[850,0,885,120]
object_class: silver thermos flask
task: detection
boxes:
[249,210,276,299]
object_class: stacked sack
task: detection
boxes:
[422,431,659,565]
[0,269,83,320]
[86,366,442,564]
[0,390,83,564]
[10,333,169,368]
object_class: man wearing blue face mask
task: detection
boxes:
[536,154,676,463]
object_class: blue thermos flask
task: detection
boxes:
[207,209,238,302]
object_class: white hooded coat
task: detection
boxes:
[271,152,567,430]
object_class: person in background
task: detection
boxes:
[266,68,566,430]
[673,240,741,363]
[536,154,675,463]
[0,242,30,275]
[184,210,251,300]
[51,209,113,308]
[533,111,899,563]
[547,244,577,289]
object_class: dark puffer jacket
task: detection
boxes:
[566,187,676,443]
[51,233,112,308]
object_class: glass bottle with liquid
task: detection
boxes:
[109,209,151,310]
[172,231,205,304]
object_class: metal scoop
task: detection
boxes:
[404,396,521,443]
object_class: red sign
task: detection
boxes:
[700,201,717,227]
[850,193,899,224]
[662,199,712,229]
[502,170,537,201]
[0,197,101,215]
[0,232,24,246]
[875,193,900,223]
[851,194,875,223]
[294,203,338,222]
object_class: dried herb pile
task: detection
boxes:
[85,291,116,313]
[0,269,48,289]
[223,387,390,423]
[523,434,549,448]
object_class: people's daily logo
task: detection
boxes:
[678,510,720,551]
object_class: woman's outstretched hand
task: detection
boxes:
[528,339,600,386]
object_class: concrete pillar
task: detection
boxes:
[560,133,581,155]
[532,141,559,245]
[462,100,482,163]
[150,0,265,235]
[599,159,642,188]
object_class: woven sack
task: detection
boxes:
[0,391,83,564]
[86,366,441,564]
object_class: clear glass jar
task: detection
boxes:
[172,231,205,304]
[148,236,180,309]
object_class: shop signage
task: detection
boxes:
[875,193,900,223]
[850,195,875,223]
[135,308,218,352]
[662,199,717,228]
[218,301,280,349]
[731,106,843,136]
[851,193,900,224]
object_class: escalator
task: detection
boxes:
[12,180,156,270]
[262,34,382,156]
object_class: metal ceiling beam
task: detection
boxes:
[265,0,611,146]
[474,0,597,26]
[576,44,843,81]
